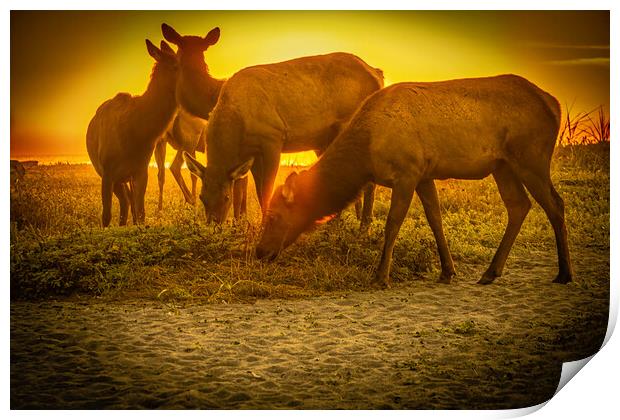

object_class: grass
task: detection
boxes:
[10,143,609,302]
[558,105,610,146]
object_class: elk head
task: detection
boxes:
[145,39,178,72]
[161,23,220,67]
[183,152,253,224]
[256,172,317,261]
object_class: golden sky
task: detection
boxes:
[10,10,609,162]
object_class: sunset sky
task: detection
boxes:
[10,10,610,163]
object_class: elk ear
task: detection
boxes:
[161,23,182,46]
[145,39,162,61]
[183,152,206,179]
[281,172,298,204]
[160,40,176,56]
[229,157,254,180]
[203,27,220,47]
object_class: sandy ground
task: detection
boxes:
[11,249,608,410]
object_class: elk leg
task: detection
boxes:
[128,180,137,225]
[122,183,133,225]
[375,181,416,288]
[188,150,198,204]
[250,154,265,214]
[513,165,573,284]
[170,150,195,205]
[233,176,249,219]
[154,139,166,211]
[260,145,282,212]
[479,165,531,284]
[416,179,456,284]
[191,172,198,204]
[354,200,363,220]
[240,177,248,216]
[101,176,113,228]
[113,182,130,226]
[360,183,376,232]
[132,169,149,224]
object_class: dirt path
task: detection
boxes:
[11,251,608,409]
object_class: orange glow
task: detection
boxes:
[280,151,318,167]
[11,11,609,163]
[316,214,338,225]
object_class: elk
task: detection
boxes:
[256,75,573,287]
[159,24,248,221]
[86,40,177,227]
[153,108,249,218]
[154,108,206,209]
[161,24,380,226]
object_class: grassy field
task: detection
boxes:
[10,143,609,303]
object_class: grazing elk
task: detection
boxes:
[153,108,249,218]
[161,24,379,226]
[256,75,573,287]
[86,40,177,227]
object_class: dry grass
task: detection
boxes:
[10,143,609,302]
[558,105,610,146]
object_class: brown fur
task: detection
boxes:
[257,75,571,288]
[160,24,248,219]
[162,22,383,224]
[161,24,224,120]
[204,52,384,225]
[86,40,177,227]
[154,109,250,218]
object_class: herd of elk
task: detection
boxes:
[161,23,379,227]
[86,24,573,286]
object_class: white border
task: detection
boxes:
[3,2,617,419]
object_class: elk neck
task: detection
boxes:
[134,63,178,144]
[299,130,374,220]
[178,59,225,120]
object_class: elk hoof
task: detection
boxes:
[373,274,392,289]
[477,273,496,285]
[553,272,573,284]
[437,271,455,284]
[359,222,371,236]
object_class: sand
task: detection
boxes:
[10,248,608,409]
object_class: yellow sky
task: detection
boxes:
[10,11,609,163]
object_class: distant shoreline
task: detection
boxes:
[9,156,312,168]
[11,156,311,169]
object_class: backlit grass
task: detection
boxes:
[10,143,609,301]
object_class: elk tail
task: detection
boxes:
[541,91,562,133]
